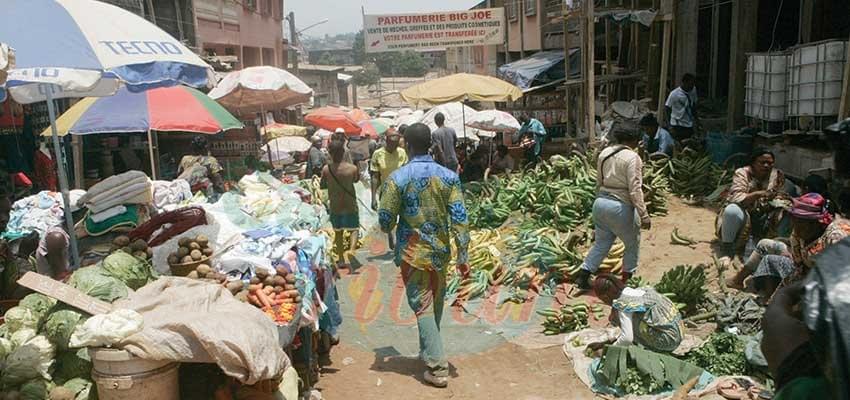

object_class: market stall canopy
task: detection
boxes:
[466,110,521,134]
[261,123,307,141]
[379,110,399,119]
[348,108,371,123]
[2,0,216,269]
[265,136,311,153]
[304,106,362,135]
[497,49,581,90]
[40,85,243,136]
[208,66,313,112]
[400,73,523,106]
[421,102,481,142]
[396,110,424,127]
[1,0,214,104]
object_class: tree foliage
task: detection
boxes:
[353,62,380,86]
[353,30,428,77]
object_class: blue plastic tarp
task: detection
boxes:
[497,49,580,90]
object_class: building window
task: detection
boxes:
[507,0,517,20]
[524,0,536,16]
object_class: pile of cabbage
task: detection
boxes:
[0,252,156,399]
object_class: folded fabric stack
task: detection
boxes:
[76,170,153,237]
[151,179,193,212]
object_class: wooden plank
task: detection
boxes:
[585,0,596,141]
[563,2,571,137]
[18,272,112,315]
[709,0,719,98]
[839,39,850,120]
[726,0,759,131]
[657,20,672,125]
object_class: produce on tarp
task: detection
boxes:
[685,333,749,376]
[595,345,706,396]
[537,301,598,335]
[662,150,733,198]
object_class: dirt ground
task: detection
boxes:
[313,197,720,399]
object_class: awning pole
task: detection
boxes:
[44,84,81,269]
[147,129,157,179]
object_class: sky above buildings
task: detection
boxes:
[286,0,483,37]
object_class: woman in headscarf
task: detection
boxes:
[587,274,684,353]
[716,149,796,262]
[726,193,850,303]
[177,136,224,196]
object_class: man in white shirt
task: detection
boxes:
[664,73,699,142]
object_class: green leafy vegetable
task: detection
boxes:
[19,293,58,322]
[44,308,88,351]
[53,349,92,384]
[100,251,156,290]
[67,266,130,303]
[4,307,39,332]
[1,335,55,387]
[19,378,53,400]
[62,377,94,400]
[686,333,748,376]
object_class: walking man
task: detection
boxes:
[378,123,470,388]
[430,112,459,173]
[323,139,360,269]
[370,129,408,249]
[665,73,699,142]
[575,122,651,288]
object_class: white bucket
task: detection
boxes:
[89,348,179,400]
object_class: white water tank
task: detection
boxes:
[787,39,848,117]
[745,52,789,121]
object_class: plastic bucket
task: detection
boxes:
[89,348,179,400]
[705,131,753,164]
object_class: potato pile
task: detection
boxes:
[112,235,153,260]
[167,234,214,265]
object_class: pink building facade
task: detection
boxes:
[194,0,285,68]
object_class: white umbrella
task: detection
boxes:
[421,102,481,142]
[209,66,313,112]
[379,110,399,119]
[265,136,312,153]
[396,110,424,127]
[466,109,521,134]
[2,0,214,268]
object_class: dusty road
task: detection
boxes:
[315,197,719,399]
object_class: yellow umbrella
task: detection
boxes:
[39,97,97,136]
[400,73,523,106]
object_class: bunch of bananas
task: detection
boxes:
[594,241,626,276]
[662,151,731,198]
[655,265,707,315]
[644,160,672,216]
[670,227,698,246]
[448,229,515,301]
[537,301,592,335]
[626,275,649,288]
[298,176,326,206]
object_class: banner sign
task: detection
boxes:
[364,8,505,53]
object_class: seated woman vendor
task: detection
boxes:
[726,193,850,303]
[717,149,798,262]
[587,275,684,353]
[178,136,225,196]
[1,228,70,299]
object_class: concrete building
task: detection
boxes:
[102,0,197,48]
[194,0,285,68]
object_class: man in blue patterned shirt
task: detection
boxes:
[378,123,470,388]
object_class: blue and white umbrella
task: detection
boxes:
[2,0,213,103]
[1,0,214,268]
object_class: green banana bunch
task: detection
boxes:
[662,151,731,198]
[654,265,707,315]
[538,301,591,335]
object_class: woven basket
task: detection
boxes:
[169,256,211,277]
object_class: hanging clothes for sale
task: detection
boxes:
[33,144,58,192]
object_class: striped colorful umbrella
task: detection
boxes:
[41,85,242,136]
[358,119,390,138]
